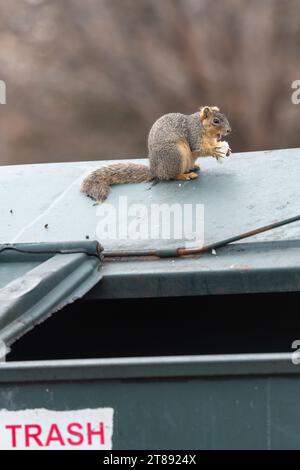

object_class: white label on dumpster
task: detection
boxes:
[0,408,114,450]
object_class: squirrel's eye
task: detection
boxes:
[213,118,220,125]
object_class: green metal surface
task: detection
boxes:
[1,148,300,250]
[1,148,300,302]
[0,241,103,346]
[0,353,300,449]
[1,150,300,450]
[0,353,296,382]
[90,239,300,298]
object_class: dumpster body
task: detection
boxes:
[1,354,300,450]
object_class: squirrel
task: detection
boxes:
[81,106,231,203]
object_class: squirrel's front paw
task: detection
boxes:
[212,146,225,159]
[213,141,231,161]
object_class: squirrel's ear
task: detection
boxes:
[199,106,212,120]
[211,106,220,112]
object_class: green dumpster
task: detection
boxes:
[1,148,300,449]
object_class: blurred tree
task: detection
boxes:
[0,0,299,165]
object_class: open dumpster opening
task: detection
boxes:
[7,292,298,362]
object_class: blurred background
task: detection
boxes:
[0,0,299,165]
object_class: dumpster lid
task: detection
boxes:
[1,147,300,336]
[1,148,300,249]
[0,241,103,347]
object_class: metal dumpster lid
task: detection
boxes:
[1,148,300,346]
[1,148,300,249]
[0,241,103,347]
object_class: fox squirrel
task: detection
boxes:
[81,106,231,202]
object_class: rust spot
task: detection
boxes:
[232,264,252,271]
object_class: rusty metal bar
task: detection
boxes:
[103,214,300,259]
[178,214,300,256]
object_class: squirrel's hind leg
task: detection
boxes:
[174,139,199,180]
[174,173,192,181]
[174,172,198,181]
[186,171,199,179]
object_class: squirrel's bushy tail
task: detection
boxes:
[80,163,150,202]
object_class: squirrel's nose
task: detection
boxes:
[226,128,231,134]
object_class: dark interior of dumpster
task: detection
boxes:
[7,292,299,361]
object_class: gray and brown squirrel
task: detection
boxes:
[81,106,232,202]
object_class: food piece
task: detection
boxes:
[216,140,231,164]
